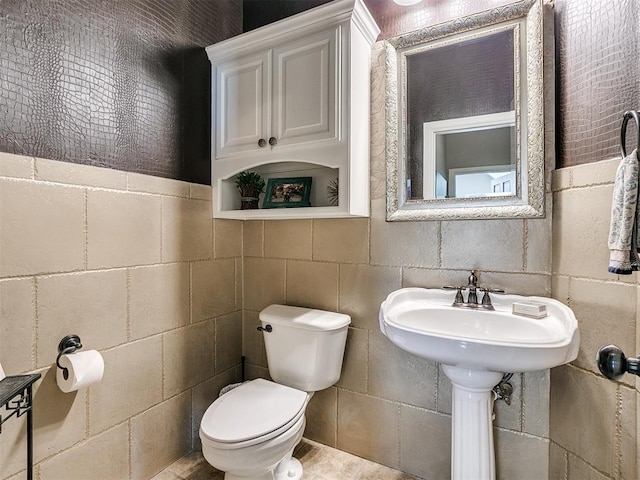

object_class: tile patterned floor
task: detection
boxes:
[152,438,419,480]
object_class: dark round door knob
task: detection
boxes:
[268,136,277,146]
[597,345,640,379]
[258,138,266,147]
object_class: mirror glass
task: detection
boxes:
[385,0,546,221]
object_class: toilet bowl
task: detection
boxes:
[200,379,310,480]
[199,304,351,480]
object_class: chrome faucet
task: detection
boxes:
[443,270,504,310]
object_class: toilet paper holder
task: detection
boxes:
[56,334,83,379]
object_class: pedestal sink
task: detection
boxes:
[379,287,579,480]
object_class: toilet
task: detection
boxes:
[199,304,351,480]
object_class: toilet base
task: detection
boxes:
[223,455,303,480]
[275,457,303,480]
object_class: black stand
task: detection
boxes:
[0,374,42,480]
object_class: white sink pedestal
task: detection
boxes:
[442,365,504,480]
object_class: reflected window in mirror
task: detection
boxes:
[406,29,517,201]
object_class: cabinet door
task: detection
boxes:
[272,27,339,148]
[215,52,270,157]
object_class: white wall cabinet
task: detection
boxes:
[206,0,380,219]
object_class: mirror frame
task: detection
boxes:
[385,0,546,221]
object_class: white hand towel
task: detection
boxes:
[608,149,640,274]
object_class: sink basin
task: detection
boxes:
[379,287,580,480]
[379,288,579,373]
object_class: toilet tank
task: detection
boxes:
[259,305,351,392]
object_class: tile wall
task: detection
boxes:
[0,152,243,479]
[550,159,638,480]
[241,43,556,480]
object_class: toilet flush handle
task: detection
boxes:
[257,324,273,333]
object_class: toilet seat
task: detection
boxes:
[200,379,309,450]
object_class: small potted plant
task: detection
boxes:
[235,171,265,210]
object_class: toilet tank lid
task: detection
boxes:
[259,305,351,331]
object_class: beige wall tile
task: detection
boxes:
[286,260,338,311]
[551,274,570,304]
[0,278,35,373]
[129,263,190,339]
[339,264,402,330]
[128,172,191,197]
[0,400,29,477]
[553,185,629,282]
[402,267,470,289]
[569,157,617,188]
[163,321,215,398]
[131,392,192,479]
[619,385,637,480]
[494,429,549,480]
[36,270,127,368]
[399,406,450,480]
[550,365,616,475]
[243,258,285,311]
[0,179,85,277]
[39,423,129,480]
[493,373,522,432]
[191,259,236,323]
[89,336,163,434]
[305,386,338,447]
[215,311,242,374]
[337,390,400,469]
[162,197,213,262]
[312,218,369,264]
[242,309,267,369]
[243,221,263,257]
[0,152,34,179]
[370,199,439,267]
[369,332,437,410]
[190,183,212,200]
[87,189,162,268]
[36,158,127,190]
[436,364,452,414]
[569,278,636,377]
[336,327,368,394]
[551,166,572,192]
[474,271,550,296]
[522,369,551,437]
[264,219,312,260]
[214,219,242,258]
[526,214,552,274]
[235,258,243,311]
[33,367,88,465]
[549,441,568,480]
[441,219,525,271]
[567,453,609,480]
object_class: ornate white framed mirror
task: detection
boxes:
[385,0,549,221]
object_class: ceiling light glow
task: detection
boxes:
[392,0,423,6]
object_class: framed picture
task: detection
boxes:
[262,177,312,208]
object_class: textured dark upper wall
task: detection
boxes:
[0,0,242,184]
[2,0,637,181]
[246,0,640,169]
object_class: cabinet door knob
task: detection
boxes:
[268,137,277,146]
[258,138,266,147]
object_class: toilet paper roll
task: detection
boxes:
[56,350,104,393]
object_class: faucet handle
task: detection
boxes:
[443,285,465,304]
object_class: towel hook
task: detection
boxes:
[620,110,640,158]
